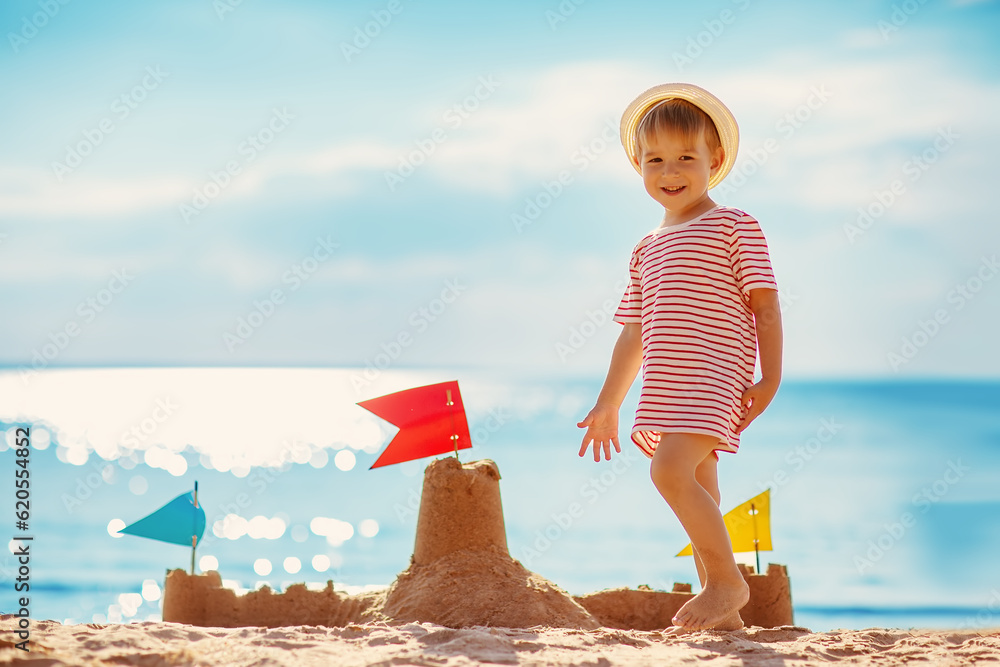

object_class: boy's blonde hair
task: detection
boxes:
[635,98,722,157]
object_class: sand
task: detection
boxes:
[10,457,996,664]
[3,616,999,666]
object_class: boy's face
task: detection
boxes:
[634,127,724,216]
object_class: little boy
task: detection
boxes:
[577,83,783,632]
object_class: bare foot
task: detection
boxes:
[664,611,743,636]
[710,609,745,631]
[670,579,749,630]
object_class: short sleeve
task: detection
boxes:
[728,213,777,298]
[613,243,643,324]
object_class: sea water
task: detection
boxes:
[0,368,998,633]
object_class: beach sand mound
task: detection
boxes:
[163,569,385,628]
[574,562,794,631]
[3,615,998,666]
[380,456,599,629]
[574,585,690,631]
[382,543,599,629]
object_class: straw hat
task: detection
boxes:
[619,83,739,190]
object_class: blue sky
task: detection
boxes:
[2,0,999,378]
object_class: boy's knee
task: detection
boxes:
[650,433,719,498]
[649,455,687,494]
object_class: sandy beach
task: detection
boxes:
[7,457,996,665]
[2,616,999,666]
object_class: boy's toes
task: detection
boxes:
[685,613,708,630]
[672,601,695,626]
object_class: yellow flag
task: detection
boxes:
[676,488,771,556]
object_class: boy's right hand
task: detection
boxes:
[577,404,622,462]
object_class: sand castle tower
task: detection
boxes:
[412,458,509,563]
[737,563,794,628]
[381,456,600,629]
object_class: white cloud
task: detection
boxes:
[0,139,386,222]
[194,245,475,294]
[0,62,656,221]
[413,60,651,195]
[0,241,165,284]
[321,53,999,210]
[0,168,189,220]
[19,52,995,220]
[706,52,999,250]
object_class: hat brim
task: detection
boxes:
[620,83,739,190]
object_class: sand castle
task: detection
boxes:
[163,457,793,629]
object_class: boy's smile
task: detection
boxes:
[636,129,724,226]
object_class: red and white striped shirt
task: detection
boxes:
[613,206,778,457]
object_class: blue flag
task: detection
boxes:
[120,490,206,547]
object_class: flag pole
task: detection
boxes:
[751,502,761,575]
[446,389,459,460]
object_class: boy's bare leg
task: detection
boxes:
[651,433,749,631]
[691,455,720,589]
[690,456,744,631]
[690,546,744,631]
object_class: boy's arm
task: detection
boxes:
[736,288,783,434]
[577,322,642,461]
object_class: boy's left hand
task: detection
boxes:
[735,377,779,434]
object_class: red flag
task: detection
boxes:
[358,380,472,469]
